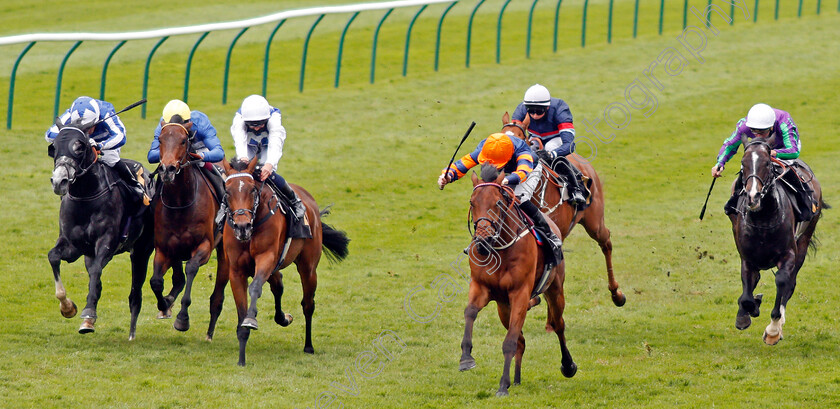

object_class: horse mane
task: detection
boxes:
[480,163,500,183]
[229,157,250,172]
[167,114,188,125]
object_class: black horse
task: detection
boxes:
[47,119,154,340]
[730,138,826,345]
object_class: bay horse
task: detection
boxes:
[47,119,154,339]
[220,157,349,366]
[459,163,576,397]
[730,137,826,345]
[502,112,625,308]
[150,120,228,339]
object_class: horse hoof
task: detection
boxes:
[275,312,293,327]
[735,315,752,330]
[60,301,78,318]
[78,319,95,334]
[242,318,258,330]
[304,346,315,354]
[459,358,476,372]
[561,362,577,378]
[173,318,190,332]
[128,334,135,341]
[763,331,782,346]
[495,390,509,397]
[157,308,172,319]
[205,335,213,342]
[612,291,627,307]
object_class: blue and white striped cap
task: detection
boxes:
[69,96,100,127]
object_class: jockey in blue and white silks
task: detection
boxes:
[45,96,146,201]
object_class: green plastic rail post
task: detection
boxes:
[683,0,689,29]
[659,0,665,35]
[404,5,428,76]
[435,2,457,71]
[466,0,486,68]
[142,36,169,119]
[581,0,589,48]
[754,0,759,22]
[553,0,563,52]
[370,9,393,84]
[775,0,779,20]
[608,0,614,43]
[100,41,126,101]
[299,14,325,92]
[633,0,640,38]
[798,0,803,16]
[183,32,209,103]
[262,20,286,97]
[817,0,821,14]
[335,12,360,87]
[731,1,736,24]
[223,27,249,104]
[527,0,540,58]
[496,0,512,63]
[7,41,35,129]
[54,41,83,119]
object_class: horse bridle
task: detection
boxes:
[56,127,99,184]
[469,182,524,249]
[741,141,778,203]
[223,172,264,228]
[160,123,198,174]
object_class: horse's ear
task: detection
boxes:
[246,155,259,174]
[494,169,506,185]
[184,121,193,132]
[221,157,232,175]
[47,143,55,158]
[54,117,64,129]
[502,111,511,124]
[521,113,530,130]
[766,133,777,148]
[470,170,479,186]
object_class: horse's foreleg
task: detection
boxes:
[150,251,173,319]
[241,254,275,330]
[230,266,250,366]
[175,242,212,332]
[580,214,625,307]
[460,282,490,372]
[736,260,762,330]
[48,239,81,319]
[207,242,228,341]
[764,252,797,345]
[128,238,153,341]
[497,289,529,397]
[80,250,114,334]
[543,263,577,379]
[267,271,293,327]
[495,302,526,386]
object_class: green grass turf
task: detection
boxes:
[1,1,839,408]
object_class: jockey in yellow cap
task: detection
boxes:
[438,132,563,262]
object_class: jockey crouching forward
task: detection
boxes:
[711,103,814,222]
[438,132,564,263]
[512,84,586,207]
[231,95,306,222]
[147,100,226,221]
[46,96,148,204]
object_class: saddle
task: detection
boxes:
[776,159,817,223]
[264,180,312,239]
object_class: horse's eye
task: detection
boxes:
[181,139,187,145]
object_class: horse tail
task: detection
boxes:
[319,207,350,264]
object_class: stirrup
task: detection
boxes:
[571,190,586,205]
[215,203,227,225]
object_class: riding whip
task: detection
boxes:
[94,98,147,126]
[699,177,717,220]
[442,121,477,185]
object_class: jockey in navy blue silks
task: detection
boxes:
[46,96,147,203]
[512,84,586,206]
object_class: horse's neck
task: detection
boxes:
[164,166,198,205]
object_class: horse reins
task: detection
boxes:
[160,123,201,174]
[470,182,530,250]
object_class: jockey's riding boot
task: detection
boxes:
[553,155,586,206]
[724,175,744,216]
[520,201,563,264]
[199,164,227,226]
[116,160,148,205]
[271,173,306,220]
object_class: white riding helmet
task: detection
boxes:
[69,96,101,127]
[162,99,191,123]
[523,84,551,106]
[745,103,775,129]
[240,95,271,122]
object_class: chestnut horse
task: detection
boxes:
[459,163,576,397]
[221,157,349,366]
[150,121,228,339]
[502,112,625,307]
[731,138,826,344]
[47,120,154,338]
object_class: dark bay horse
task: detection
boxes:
[731,138,826,345]
[150,121,228,338]
[502,112,625,308]
[459,164,576,397]
[47,120,154,339]
[221,157,349,366]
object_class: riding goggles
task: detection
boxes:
[526,105,547,115]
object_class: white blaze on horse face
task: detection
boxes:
[748,152,760,200]
[238,180,244,193]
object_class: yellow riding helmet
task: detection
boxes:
[162,99,191,123]
[478,133,514,168]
